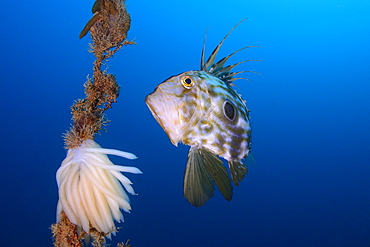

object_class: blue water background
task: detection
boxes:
[1,0,369,246]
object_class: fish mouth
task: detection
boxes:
[145,88,182,146]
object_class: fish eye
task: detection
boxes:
[181,76,194,89]
[223,101,236,121]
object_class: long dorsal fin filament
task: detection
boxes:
[200,19,261,84]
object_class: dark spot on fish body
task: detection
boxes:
[223,101,236,121]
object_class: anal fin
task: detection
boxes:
[184,146,233,207]
[228,160,248,186]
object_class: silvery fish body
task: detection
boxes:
[146,20,258,207]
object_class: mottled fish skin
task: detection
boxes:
[147,70,251,160]
[146,19,258,207]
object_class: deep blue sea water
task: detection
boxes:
[1,0,370,246]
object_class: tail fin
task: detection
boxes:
[184,146,233,207]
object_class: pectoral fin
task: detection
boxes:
[184,146,233,207]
